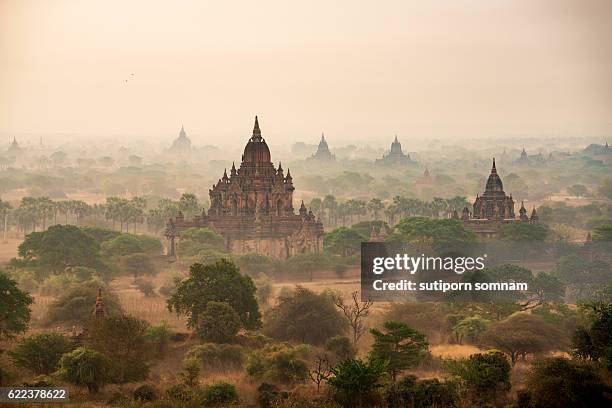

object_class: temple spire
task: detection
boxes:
[321,133,326,143]
[252,115,261,139]
[93,288,106,318]
[491,158,497,174]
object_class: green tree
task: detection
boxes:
[524,357,610,408]
[57,347,108,394]
[0,270,33,339]
[388,217,476,251]
[263,286,347,345]
[553,255,611,300]
[235,252,277,277]
[9,332,73,375]
[196,301,242,343]
[593,223,612,241]
[571,301,612,369]
[327,359,386,408]
[18,225,101,274]
[369,321,429,381]
[367,198,385,220]
[567,184,588,197]
[325,336,356,364]
[324,227,366,256]
[387,375,459,408]
[177,227,226,258]
[86,314,150,383]
[247,343,310,385]
[480,313,563,365]
[101,234,144,257]
[497,222,549,259]
[120,252,157,278]
[178,193,201,219]
[598,177,612,200]
[168,259,261,330]
[201,382,239,406]
[0,198,11,242]
[445,350,510,403]
[451,315,490,344]
[145,322,174,357]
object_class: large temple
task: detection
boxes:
[165,117,324,259]
[377,136,411,165]
[460,158,538,238]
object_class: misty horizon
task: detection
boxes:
[2,0,612,145]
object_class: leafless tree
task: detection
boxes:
[308,354,332,391]
[332,291,374,347]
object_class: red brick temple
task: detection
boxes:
[165,117,324,259]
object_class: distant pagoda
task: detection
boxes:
[377,136,411,164]
[7,137,23,156]
[168,124,192,153]
[460,158,538,238]
[310,133,335,161]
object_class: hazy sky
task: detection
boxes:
[1,0,611,146]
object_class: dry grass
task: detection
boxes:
[430,344,482,359]
[0,238,20,265]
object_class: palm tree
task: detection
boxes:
[0,198,11,242]
[323,195,337,227]
[367,198,385,220]
[37,197,55,230]
[431,197,448,218]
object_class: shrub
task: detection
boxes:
[134,278,156,297]
[9,332,73,375]
[451,315,490,344]
[179,357,201,387]
[324,336,356,364]
[386,375,459,408]
[145,322,174,357]
[235,253,279,278]
[186,343,244,371]
[196,301,242,343]
[445,350,510,403]
[327,359,386,408]
[133,384,158,402]
[22,375,56,388]
[166,383,195,402]
[263,286,347,345]
[247,344,311,385]
[122,253,157,278]
[201,382,239,406]
[57,347,108,394]
[525,357,609,408]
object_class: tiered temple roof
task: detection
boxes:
[166,117,324,259]
[310,133,335,161]
[377,136,411,164]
